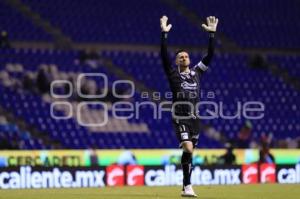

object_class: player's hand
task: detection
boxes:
[160,15,172,32]
[202,16,218,32]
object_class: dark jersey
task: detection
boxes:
[160,32,215,118]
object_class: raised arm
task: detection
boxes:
[160,16,175,75]
[195,16,219,73]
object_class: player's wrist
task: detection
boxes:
[209,31,215,38]
[162,31,168,38]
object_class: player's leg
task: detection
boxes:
[181,141,193,186]
[181,141,197,197]
[175,122,197,197]
[189,134,199,182]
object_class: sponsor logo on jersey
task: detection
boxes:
[181,82,197,90]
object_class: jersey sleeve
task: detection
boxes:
[194,32,215,74]
[161,32,176,76]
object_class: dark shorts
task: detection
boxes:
[172,118,200,148]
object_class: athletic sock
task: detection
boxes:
[181,151,192,186]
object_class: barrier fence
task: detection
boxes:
[0,149,299,189]
[0,164,299,189]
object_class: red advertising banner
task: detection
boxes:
[126,165,144,186]
[242,164,258,184]
[106,165,125,186]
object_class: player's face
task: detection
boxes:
[176,52,190,67]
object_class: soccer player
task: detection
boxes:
[160,15,218,197]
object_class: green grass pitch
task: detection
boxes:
[0,184,299,199]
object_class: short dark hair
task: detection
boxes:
[175,49,188,56]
